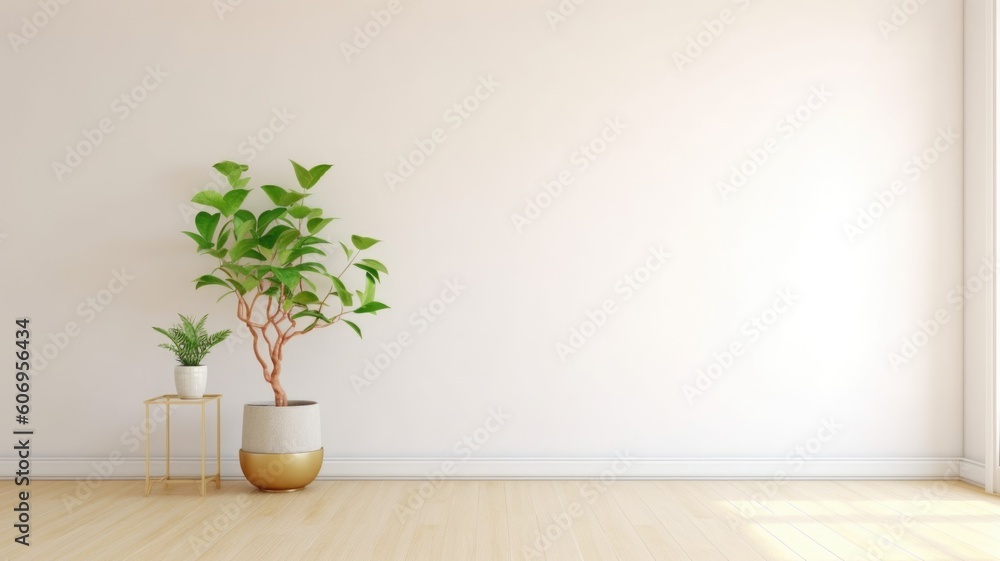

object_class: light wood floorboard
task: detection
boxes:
[1,480,999,560]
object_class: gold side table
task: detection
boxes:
[144,394,222,497]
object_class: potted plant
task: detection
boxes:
[152,314,231,399]
[183,160,388,491]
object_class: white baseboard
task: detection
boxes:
[1,455,973,481]
[958,458,987,486]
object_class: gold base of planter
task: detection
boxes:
[238,448,323,492]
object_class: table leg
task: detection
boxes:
[144,403,150,496]
[201,402,206,497]
[216,397,222,489]
[166,400,171,480]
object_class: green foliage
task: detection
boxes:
[153,314,232,366]
[186,160,389,340]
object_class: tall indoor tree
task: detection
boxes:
[184,160,388,406]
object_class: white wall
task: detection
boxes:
[963,0,994,486]
[0,0,965,477]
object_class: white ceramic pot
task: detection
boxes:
[241,401,322,454]
[174,365,207,399]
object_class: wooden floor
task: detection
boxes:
[2,480,1000,560]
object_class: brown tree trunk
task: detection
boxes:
[270,360,288,407]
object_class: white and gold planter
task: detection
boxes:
[239,400,323,492]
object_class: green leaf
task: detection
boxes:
[289,161,334,189]
[290,160,312,189]
[233,176,250,189]
[351,235,380,250]
[222,189,250,217]
[342,319,362,338]
[235,221,253,240]
[340,242,353,259]
[258,225,293,249]
[295,262,329,275]
[291,310,329,322]
[283,191,308,206]
[243,250,267,261]
[354,264,380,282]
[354,301,389,314]
[195,275,230,290]
[233,210,255,237]
[183,231,213,251]
[362,274,376,304]
[212,161,241,175]
[359,258,388,274]
[195,212,221,241]
[309,164,333,187]
[192,190,226,213]
[307,218,334,235]
[270,267,301,289]
[261,185,308,207]
[292,291,320,305]
[240,277,260,293]
[274,229,300,253]
[227,279,247,295]
[261,185,288,206]
[193,190,239,216]
[288,205,312,219]
[331,276,353,307]
[256,208,286,233]
[215,227,231,250]
[229,239,260,261]
[213,161,245,178]
[222,263,250,276]
[284,246,326,263]
[282,299,295,311]
[298,236,328,247]
[213,161,248,186]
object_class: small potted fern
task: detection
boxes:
[153,314,232,399]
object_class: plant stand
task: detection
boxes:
[144,394,222,497]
